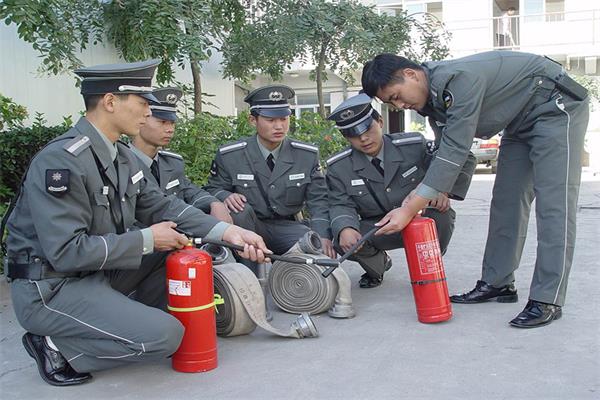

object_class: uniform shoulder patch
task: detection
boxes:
[389,132,424,146]
[326,148,352,166]
[219,141,247,154]
[290,141,318,153]
[46,169,70,196]
[63,135,91,156]
[158,150,183,160]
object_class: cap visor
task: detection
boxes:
[151,110,178,121]
[139,93,160,103]
[257,108,292,118]
[340,116,374,137]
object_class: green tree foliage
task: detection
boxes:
[0,94,28,131]
[221,0,451,117]
[0,0,244,114]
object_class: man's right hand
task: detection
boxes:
[222,225,271,263]
[149,221,189,251]
[224,193,247,213]
[339,227,362,253]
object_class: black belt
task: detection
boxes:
[6,258,80,281]
[269,214,296,221]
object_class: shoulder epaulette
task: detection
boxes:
[389,132,424,146]
[219,141,247,154]
[159,150,183,160]
[63,135,91,156]
[326,148,352,166]
[290,141,318,153]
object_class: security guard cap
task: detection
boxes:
[328,93,376,137]
[74,59,160,103]
[149,87,183,121]
[244,85,295,118]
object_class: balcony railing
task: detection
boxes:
[444,9,600,55]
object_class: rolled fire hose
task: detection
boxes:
[200,244,318,339]
[268,231,355,319]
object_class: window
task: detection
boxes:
[545,0,564,22]
[379,1,443,22]
[292,93,331,117]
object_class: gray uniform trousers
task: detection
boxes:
[481,93,589,306]
[335,208,455,279]
[10,252,183,373]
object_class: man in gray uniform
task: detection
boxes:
[2,60,269,386]
[326,93,475,288]
[361,51,589,328]
[130,87,232,224]
[205,85,336,260]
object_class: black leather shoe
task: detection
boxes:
[359,273,382,288]
[509,300,562,328]
[22,333,92,386]
[384,252,392,271]
[450,280,518,304]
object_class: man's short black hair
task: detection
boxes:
[83,93,129,111]
[361,54,423,98]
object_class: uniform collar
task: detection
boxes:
[365,142,385,163]
[130,145,154,168]
[256,135,282,160]
[89,121,118,161]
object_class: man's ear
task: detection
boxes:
[102,93,117,113]
[402,68,418,81]
[249,114,257,127]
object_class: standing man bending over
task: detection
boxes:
[130,86,232,223]
[361,51,589,328]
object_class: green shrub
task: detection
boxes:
[0,117,71,203]
[0,94,28,131]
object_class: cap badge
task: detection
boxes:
[166,93,178,104]
[269,91,283,101]
[340,109,355,120]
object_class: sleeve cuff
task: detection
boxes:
[140,228,154,255]
[205,221,230,240]
[415,183,440,200]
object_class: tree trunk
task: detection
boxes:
[316,41,328,118]
[190,58,202,115]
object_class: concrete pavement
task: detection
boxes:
[1,168,599,399]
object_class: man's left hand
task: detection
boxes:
[321,238,337,259]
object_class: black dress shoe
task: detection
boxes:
[22,333,92,386]
[359,273,382,288]
[509,300,562,328]
[450,280,518,304]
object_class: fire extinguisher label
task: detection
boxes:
[415,240,442,274]
[169,279,192,296]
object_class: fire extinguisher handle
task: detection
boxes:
[321,226,381,278]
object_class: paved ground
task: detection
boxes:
[1,167,599,400]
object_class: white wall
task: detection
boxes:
[0,23,235,127]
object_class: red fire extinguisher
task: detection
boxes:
[401,216,452,324]
[166,242,219,372]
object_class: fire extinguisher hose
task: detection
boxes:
[213,263,319,339]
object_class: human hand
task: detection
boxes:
[210,201,233,223]
[224,193,247,213]
[222,225,271,263]
[149,221,189,251]
[338,228,362,253]
[374,207,416,236]
[320,238,337,259]
[428,193,450,213]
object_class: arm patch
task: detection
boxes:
[46,169,70,196]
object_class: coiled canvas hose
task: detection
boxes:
[268,232,355,318]
[201,244,318,339]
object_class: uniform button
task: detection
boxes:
[296,183,300,187]
[270,185,275,189]
[121,197,125,202]
[126,228,130,232]
[411,178,416,182]
[143,247,148,252]
[358,191,363,195]
[243,183,248,188]
[273,206,278,210]
[107,202,110,206]
[538,79,543,85]
[386,188,391,192]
